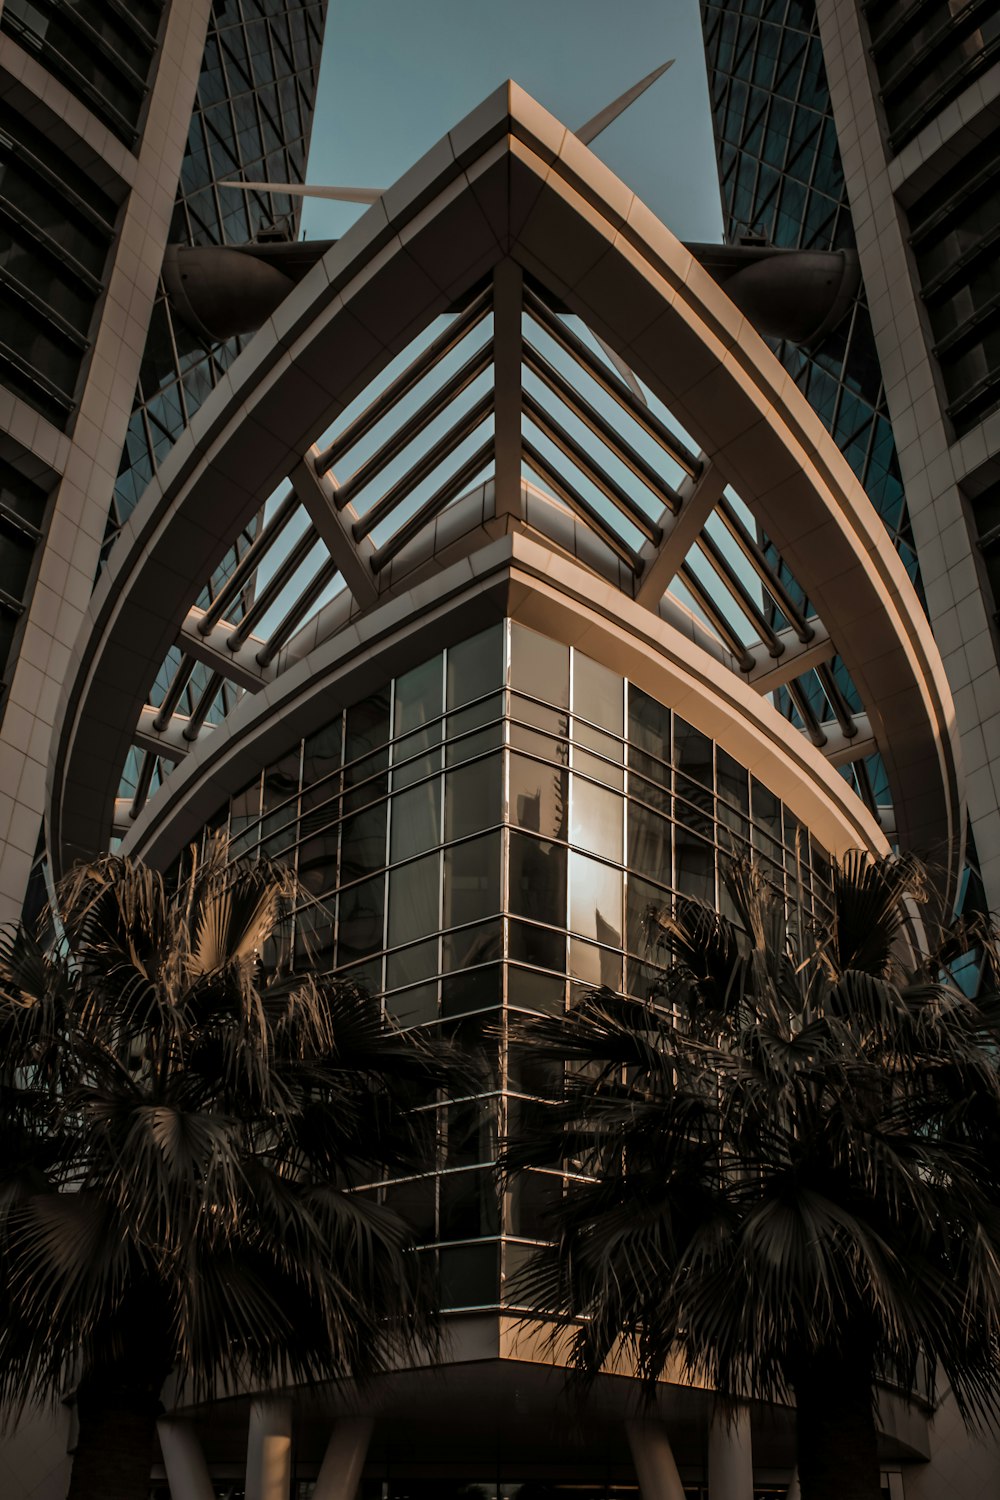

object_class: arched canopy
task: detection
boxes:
[47,82,962,898]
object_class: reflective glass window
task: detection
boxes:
[447,624,503,708]
[509,832,567,927]
[574,652,623,735]
[510,623,569,706]
[509,753,567,839]
[388,852,441,949]
[337,875,385,965]
[390,781,441,863]
[570,776,623,863]
[445,756,502,842]
[444,833,501,929]
[568,850,623,947]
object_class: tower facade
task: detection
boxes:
[0,5,327,1495]
[701,0,1000,908]
[0,0,327,930]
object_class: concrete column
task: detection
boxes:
[313,1417,373,1500]
[785,1469,800,1500]
[626,1419,687,1500]
[246,1397,293,1500]
[157,1419,215,1500]
[707,1405,753,1500]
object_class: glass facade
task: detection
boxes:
[1,0,166,148]
[111,0,327,530]
[906,121,1000,435]
[700,0,920,589]
[864,0,1000,154]
[198,620,833,1312]
[0,102,118,431]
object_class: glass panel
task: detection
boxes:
[337,876,385,965]
[508,919,565,972]
[675,829,715,904]
[508,832,567,927]
[388,852,441,949]
[629,683,671,765]
[628,801,671,884]
[340,801,387,883]
[439,1242,498,1308]
[394,654,443,738]
[627,874,668,959]
[442,920,502,971]
[570,776,623,862]
[507,967,566,1015]
[443,834,501,928]
[509,623,569,706]
[302,720,341,795]
[440,1168,499,1238]
[229,775,262,855]
[445,697,503,764]
[717,747,750,842]
[344,689,390,810]
[444,755,502,842]
[569,937,622,991]
[573,652,623,735]
[441,963,503,1017]
[447,624,503,708]
[386,982,438,1027]
[568,850,623,947]
[386,937,439,990]
[390,780,441,862]
[383,1176,435,1239]
[509,753,567,839]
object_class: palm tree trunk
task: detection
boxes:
[66,1371,165,1500]
[794,1344,882,1500]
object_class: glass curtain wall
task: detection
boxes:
[200,619,833,1312]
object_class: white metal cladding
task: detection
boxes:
[47,82,962,900]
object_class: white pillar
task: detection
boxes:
[707,1405,753,1500]
[157,1419,216,1500]
[313,1417,373,1500]
[626,1419,687,1500]
[246,1397,293,1500]
[785,1469,800,1500]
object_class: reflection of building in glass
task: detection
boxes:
[36,81,967,1495]
[701,0,1000,919]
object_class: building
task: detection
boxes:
[701,0,1000,911]
[0,0,326,931]
[0,3,326,1495]
[701,0,1000,1489]
[40,80,961,1497]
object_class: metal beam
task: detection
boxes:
[746,623,835,692]
[181,606,273,692]
[290,449,379,607]
[635,462,726,607]
[134,704,193,762]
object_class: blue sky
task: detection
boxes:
[302,0,723,245]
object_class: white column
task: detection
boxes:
[707,1405,753,1500]
[785,1469,800,1500]
[157,1419,216,1500]
[313,1417,373,1500]
[246,1397,293,1500]
[626,1419,687,1500]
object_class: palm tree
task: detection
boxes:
[0,839,451,1500]
[507,854,1000,1500]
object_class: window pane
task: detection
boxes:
[573,652,623,735]
[629,684,671,765]
[628,801,671,883]
[440,1168,499,1239]
[508,919,565,972]
[569,937,622,990]
[627,874,668,958]
[386,982,438,1027]
[386,937,439,990]
[341,801,387,883]
[568,850,622,945]
[337,875,385,964]
[509,832,566,927]
[510,623,568,706]
[388,852,441,948]
[442,920,502,971]
[444,834,500,928]
[509,753,567,839]
[441,963,502,1017]
[445,755,501,842]
[394,654,443,738]
[390,780,441,862]
[447,624,503,708]
[507,967,566,1015]
[439,1242,498,1308]
[570,777,622,862]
